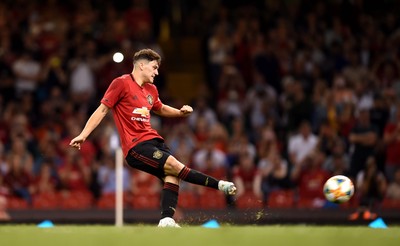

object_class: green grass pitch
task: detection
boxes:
[0,225,398,246]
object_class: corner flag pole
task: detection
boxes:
[115,147,124,227]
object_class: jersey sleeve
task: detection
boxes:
[101,78,125,108]
[150,85,163,111]
[152,95,163,111]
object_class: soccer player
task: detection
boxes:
[69,48,236,227]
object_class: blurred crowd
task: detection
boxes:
[1,0,400,218]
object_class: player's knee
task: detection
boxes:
[164,156,185,176]
[164,175,180,185]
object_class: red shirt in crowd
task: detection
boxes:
[297,168,330,199]
[384,123,400,165]
[233,165,258,192]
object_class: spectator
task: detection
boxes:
[254,151,291,204]
[0,173,10,197]
[8,113,34,148]
[205,124,228,154]
[232,151,258,199]
[312,81,333,132]
[331,74,356,109]
[217,89,244,127]
[286,81,314,133]
[217,61,246,101]
[327,154,351,177]
[372,56,400,89]
[244,71,278,135]
[61,118,97,166]
[68,46,97,105]
[93,114,121,156]
[34,139,63,175]
[0,193,10,221]
[58,149,90,192]
[192,139,228,172]
[187,97,218,130]
[291,150,330,207]
[348,109,379,178]
[227,134,257,169]
[166,123,197,157]
[369,93,390,137]
[227,117,247,143]
[207,23,233,90]
[317,120,339,156]
[3,154,34,204]
[386,169,400,200]
[39,51,68,95]
[350,156,387,220]
[124,0,153,40]
[342,48,368,89]
[6,136,34,174]
[33,161,59,195]
[353,81,374,112]
[288,120,319,167]
[12,51,42,97]
[97,154,131,195]
[256,124,281,161]
[279,76,295,128]
[322,138,350,175]
[383,103,400,182]
[192,116,211,146]
[0,142,7,175]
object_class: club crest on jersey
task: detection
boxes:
[153,150,163,159]
[132,107,150,117]
[147,95,153,105]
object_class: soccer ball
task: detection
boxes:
[323,175,354,203]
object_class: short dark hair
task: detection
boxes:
[133,49,161,65]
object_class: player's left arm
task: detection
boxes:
[153,104,193,117]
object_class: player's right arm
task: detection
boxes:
[69,103,110,150]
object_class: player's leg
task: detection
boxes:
[157,175,181,228]
[125,141,181,227]
[126,139,235,227]
[164,155,237,195]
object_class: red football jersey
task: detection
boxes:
[101,74,163,157]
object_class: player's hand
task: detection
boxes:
[180,105,193,116]
[69,135,85,150]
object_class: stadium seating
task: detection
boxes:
[198,190,227,209]
[235,192,264,209]
[6,197,29,209]
[178,191,199,209]
[267,190,295,208]
[297,197,326,209]
[59,191,93,209]
[131,193,160,209]
[96,193,117,209]
[96,192,132,209]
[381,198,400,209]
[32,193,59,209]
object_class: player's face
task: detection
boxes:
[142,60,159,83]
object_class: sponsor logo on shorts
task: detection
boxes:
[153,150,163,159]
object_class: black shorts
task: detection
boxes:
[125,138,172,180]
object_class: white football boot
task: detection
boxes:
[218,181,237,195]
[157,217,181,228]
